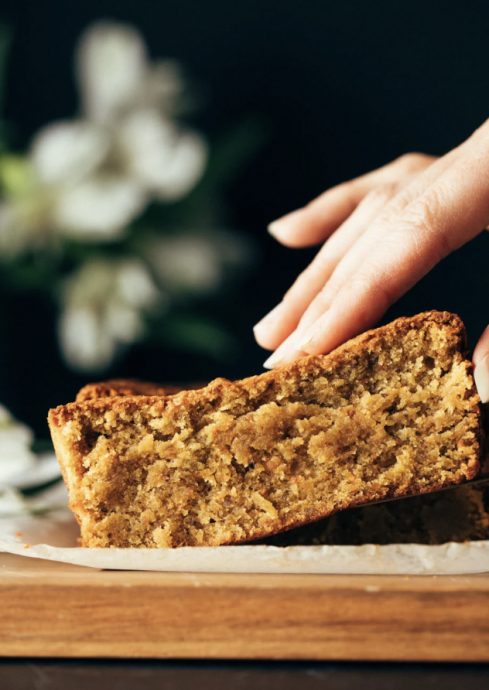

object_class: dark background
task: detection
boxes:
[2,0,489,437]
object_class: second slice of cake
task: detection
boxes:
[48,311,482,548]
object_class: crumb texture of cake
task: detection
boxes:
[264,484,489,546]
[48,311,482,548]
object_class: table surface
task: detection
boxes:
[2,552,489,662]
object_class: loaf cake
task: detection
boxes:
[264,483,489,546]
[48,311,482,548]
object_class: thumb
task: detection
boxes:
[473,325,489,402]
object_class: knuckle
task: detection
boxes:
[363,182,399,204]
[396,152,432,173]
[354,184,401,224]
[401,184,453,259]
[309,281,339,313]
[346,270,393,317]
[368,201,400,229]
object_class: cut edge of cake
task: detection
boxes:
[48,311,483,548]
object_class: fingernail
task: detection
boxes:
[474,354,489,403]
[263,351,283,369]
[297,323,323,351]
[473,324,489,367]
[297,311,332,353]
[268,210,303,240]
[263,339,290,368]
[263,347,308,370]
[253,302,284,336]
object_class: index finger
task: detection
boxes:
[268,153,436,248]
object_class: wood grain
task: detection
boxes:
[1,553,489,661]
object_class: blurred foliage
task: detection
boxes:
[0,21,263,375]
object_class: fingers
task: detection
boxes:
[256,155,440,358]
[268,153,436,248]
[257,119,489,372]
[474,326,489,367]
[255,182,402,352]
[260,145,470,367]
[295,150,489,356]
[291,149,463,328]
[259,155,457,361]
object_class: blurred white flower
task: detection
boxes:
[0,486,29,517]
[0,482,68,518]
[77,22,185,124]
[0,197,48,257]
[0,22,207,251]
[115,108,207,200]
[143,230,253,294]
[0,21,255,376]
[0,405,36,486]
[59,258,164,371]
[31,121,108,185]
[54,176,145,240]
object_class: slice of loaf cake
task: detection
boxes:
[48,311,482,548]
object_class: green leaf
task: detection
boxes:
[0,154,34,197]
[156,315,238,361]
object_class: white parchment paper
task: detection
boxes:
[1,483,489,575]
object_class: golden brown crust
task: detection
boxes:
[56,310,479,432]
[76,379,204,402]
[48,310,483,548]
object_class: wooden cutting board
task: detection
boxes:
[1,552,489,661]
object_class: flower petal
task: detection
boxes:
[105,302,144,344]
[142,60,186,114]
[59,258,163,372]
[77,22,148,123]
[0,487,30,517]
[0,198,52,256]
[59,304,115,372]
[54,176,146,240]
[116,109,207,200]
[63,259,114,306]
[116,259,161,308]
[155,130,208,200]
[0,405,37,486]
[144,233,222,293]
[31,121,108,185]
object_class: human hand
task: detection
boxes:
[474,327,489,403]
[254,119,489,371]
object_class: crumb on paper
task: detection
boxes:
[23,544,31,549]
[16,532,22,538]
